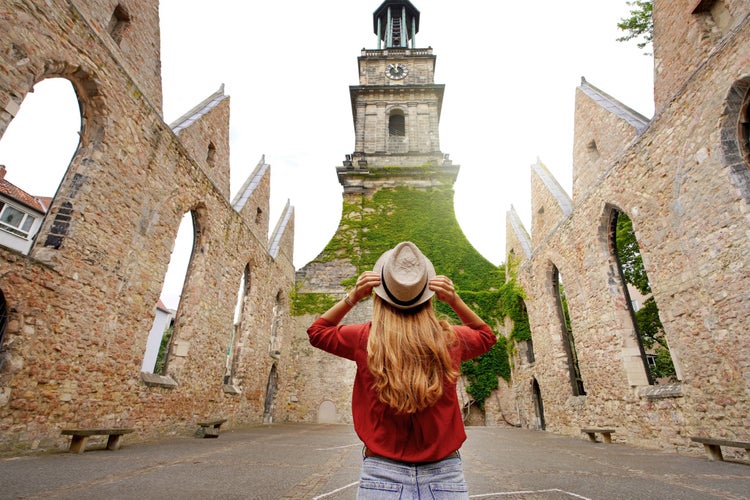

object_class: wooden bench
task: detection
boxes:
[691,437,750,461]
[581,428,615,444]
[61,428,134,453]
[197,418,227,438]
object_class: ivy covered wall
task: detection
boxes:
[293,178,528,408]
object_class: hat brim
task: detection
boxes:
[372,247,436,310]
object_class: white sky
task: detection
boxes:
[0,1,654,307]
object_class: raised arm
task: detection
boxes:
[428,275,487,329]
[319,271,381,325]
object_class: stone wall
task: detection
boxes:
[0,0,296,452]
[506,4,750,454]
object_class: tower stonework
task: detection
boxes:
[288,1,500,426]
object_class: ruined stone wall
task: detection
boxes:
[571,84,643,204]
[507,6,750,454]
[0,0,295,453]
[653,0,747,112]
[74,0,163,113]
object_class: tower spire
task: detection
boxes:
[373,0,420,49]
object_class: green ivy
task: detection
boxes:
[290,291,339,316]
[292,184,528,408]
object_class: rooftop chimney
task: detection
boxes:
[0,165,6,180]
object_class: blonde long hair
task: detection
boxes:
[367,295,459,414]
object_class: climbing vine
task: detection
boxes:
[292,182,528,408]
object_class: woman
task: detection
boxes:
[307,241,496,498]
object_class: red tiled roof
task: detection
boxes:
[0,178,48,214]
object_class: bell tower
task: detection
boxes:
[338,0,457,194]
[293,2,500,425]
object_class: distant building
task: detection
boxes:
[141,299,175,374]
[0,165,48,254]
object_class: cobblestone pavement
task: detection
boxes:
[1,424,748,499]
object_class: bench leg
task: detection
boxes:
[69,435,88,454]
[601,432,612,444]
[585,432,597,442]
[703,444,723,461]
[106,434,123,451]
[203,426,220,438]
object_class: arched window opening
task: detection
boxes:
[389,112,405,137]
[206,142,216,167]
[0,289,8,370]
[518,299,534,364]
[145,211,196,376]
[225,265,250,386]
[611,210,678,384]
[553,267,585,396]
[0,79,80,254]
[531,378,546,430]
[263,364,278,424]
[269,291,283,359]
[740,86,750,167]
[108,4,131,45]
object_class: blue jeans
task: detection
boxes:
[357,453,469,499]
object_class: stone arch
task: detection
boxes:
[263,363,278,424]
[388,107,406,137]
[225,263,251,386]
[386,106,407,154]
[547,260,585,396]
[718,75,750,203]
[269,289,284,359]
[158,204,209,379]
[531,377,545,430]
[317,400,337,424]
[605,204,680,385]
[600,203,652,387]
[1,63,108,256]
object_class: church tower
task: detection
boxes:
[339,0,457,194]
[291,1,501,425]
[295,0,498,301]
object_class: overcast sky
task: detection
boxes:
[0,1,653,307]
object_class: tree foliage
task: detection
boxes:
[614,212,676,381]
[615,213,650,295]
[616,0,653,54]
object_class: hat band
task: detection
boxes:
[381,269,427,307]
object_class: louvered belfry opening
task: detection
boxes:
[373,0,420,49]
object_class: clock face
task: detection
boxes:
[386,63,409,80]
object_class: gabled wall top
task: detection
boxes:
[579,78,649,134]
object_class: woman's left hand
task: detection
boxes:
[349,271,381,304]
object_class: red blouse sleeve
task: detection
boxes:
[455,322,497,361]
[307,317,368,361]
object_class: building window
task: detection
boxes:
[740,87,750,166]
[108,4,131,45]
[0,202,36,238]
[389,113,405,137]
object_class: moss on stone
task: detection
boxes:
[293,184,528,407]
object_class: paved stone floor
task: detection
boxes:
[1,424,749,499]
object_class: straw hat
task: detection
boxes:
[373,242,436,310]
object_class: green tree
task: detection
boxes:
[615,213,650,295]
[617,0,653,54]
[615,212,676,381]
[154,326,173,375]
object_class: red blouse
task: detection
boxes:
[307,317,496,463]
